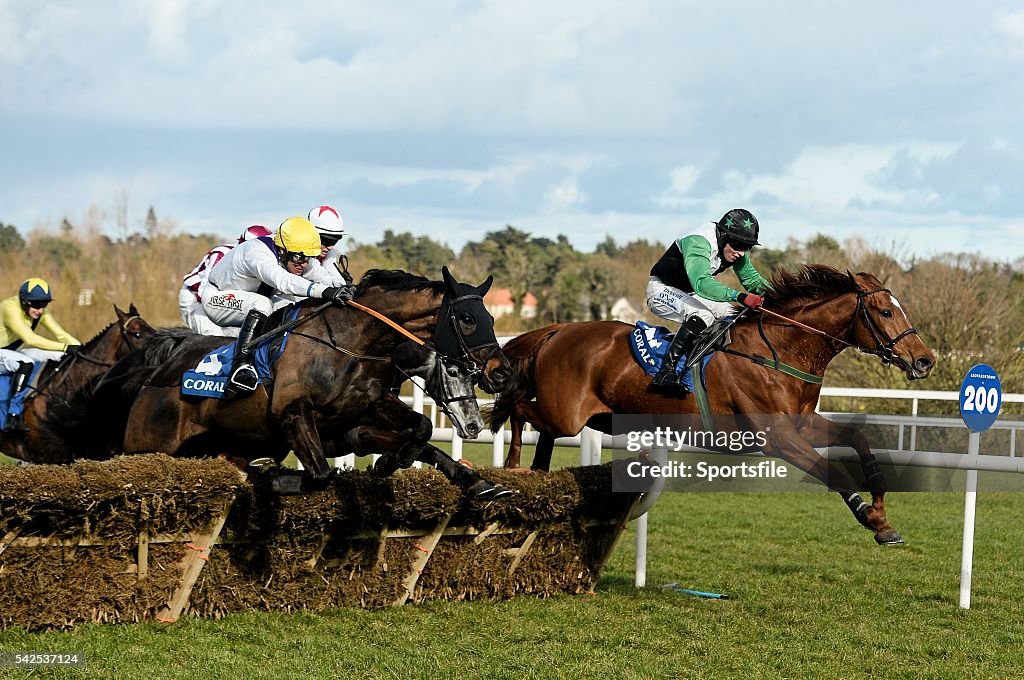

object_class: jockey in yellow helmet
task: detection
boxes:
[1,278,81,429]
[199,216,355,398]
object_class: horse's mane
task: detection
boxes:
[762,264,875,306]
[355,269,445,296]
[136,327,200,365]
[81,320,118,347]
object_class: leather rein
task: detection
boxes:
[719,287,920,380]
[24,314,147,399]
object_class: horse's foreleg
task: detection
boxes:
[798,414,901,545]
[532,434,555,472]
[279,399,331,479]
[760,419,894,545]
[418,444,512,499]
[337,395,433,476]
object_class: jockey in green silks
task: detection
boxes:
[645,208,771,396]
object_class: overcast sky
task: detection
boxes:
[2,1,1022,260]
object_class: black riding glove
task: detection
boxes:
[64,344,83,356]
[322,286,355,303]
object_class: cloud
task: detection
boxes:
[147,0,190,64]
[997,8,1024,42]
[653,165,703,209]
[544,179,584,212]
[699,142,959,213]
[1,1,1023,262]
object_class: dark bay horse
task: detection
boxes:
[489,266,936,544]
[46,269,513,498]
[1,304,153,464]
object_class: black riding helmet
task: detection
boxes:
[717,208,760,248]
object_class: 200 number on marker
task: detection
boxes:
[962,385,999,413]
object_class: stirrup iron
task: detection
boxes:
[229,364,260,393]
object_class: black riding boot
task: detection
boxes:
[650,317,708,396]
[5,361,34,430]
[224,309,268,400]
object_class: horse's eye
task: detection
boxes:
[447,366,460,377]
[880,309,893,318]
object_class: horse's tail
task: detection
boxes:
[485,324,567,432]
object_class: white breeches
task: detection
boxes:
[646,276,734,326]
[0,348,34,373]
[202,288,273,328]
[180,287,235,336]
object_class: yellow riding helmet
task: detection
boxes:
[273,216,322,256]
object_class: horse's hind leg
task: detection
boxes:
[798,414,902,545]
[503,412,525,469]
[518,399,557,472]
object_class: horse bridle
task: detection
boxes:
[754,287,920,372]
[424,356,480,425]
[850,287,919,372]
[262,297,495,410]
[439,292,500,380]
[118,314,147,353]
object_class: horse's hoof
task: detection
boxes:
[301,475,333,493]
[371,458,399,478]
[271,475,304,495]
[468,480,514,500]
[875,530,905,545]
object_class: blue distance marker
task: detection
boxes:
[959,363,1001,433]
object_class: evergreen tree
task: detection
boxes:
[145,206,158,238]
[0,222,25,253]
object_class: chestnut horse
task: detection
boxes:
[45,269,514,498]
[1,304,153,464]
[489,266,936,544]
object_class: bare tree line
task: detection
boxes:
[1,208,1021,402]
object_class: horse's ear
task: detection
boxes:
[846,270,859,287]
[114,304,126,321]
[129,302,139,315]
[478,275,494,296]
[441,266,458,290]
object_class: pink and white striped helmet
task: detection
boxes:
[237,225,273,243]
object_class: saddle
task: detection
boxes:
[683,315,737,370]
[0,363,43,430]
[180,309,296,399]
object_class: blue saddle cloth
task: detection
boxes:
[181,308,298,399]
[628,321,713,391]
[0,362,45,430]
